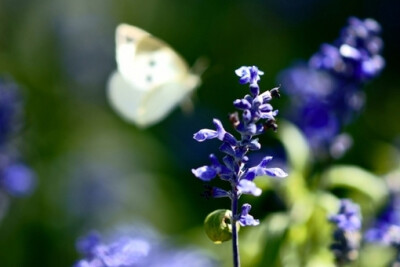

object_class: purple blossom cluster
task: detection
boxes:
[329,199,362,265]
[365,191,400,265]
[310,17,384,82]
[0,78,35,198]
[192,66,287,228]
[279,17,385,159]
[74,228,217,267]
[364,190,400,266]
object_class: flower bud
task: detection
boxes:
[204,209,240,244]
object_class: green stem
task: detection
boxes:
[231,188,240,267]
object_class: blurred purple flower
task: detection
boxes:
[329,199,362,231]
[365,193,400,246]
[77,231,102,256]
[0,77,36,199]
[310,17,385,82]
[279,17,385,159]
[75,227,217,267]
[328,199,362,265]
[0,163,36,197]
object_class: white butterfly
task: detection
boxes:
[107,24,201,128]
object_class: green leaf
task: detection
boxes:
[321,165,388,206]
[241,213,289,267]
[278,120,311,175]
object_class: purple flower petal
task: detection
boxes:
[233,99,252,110]
[242,156,287,180]
[212,119,238,146]
[237,180,261,197]
[191,166,217,181]
[264,168,288,178]
[193,129,218,142]
[219,142,235,156]
[239,203,259,226]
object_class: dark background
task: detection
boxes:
[0,0,399,266]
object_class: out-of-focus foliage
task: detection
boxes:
[0,0,399,266]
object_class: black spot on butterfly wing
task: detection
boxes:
[149,59,156,67]
[125,36,135,43]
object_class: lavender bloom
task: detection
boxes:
[279,17,384,159]
[365,193,400,245]
[0,163,36,197]
[75,228,217,267]
[192,65,287,267]
[365,192,400,265]
[193,66,287,237]
[0,77,36,198]
[310,17,385,82]
[329,199,362,265]
[75,233,151,267]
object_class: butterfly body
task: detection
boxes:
[107,24,200,127]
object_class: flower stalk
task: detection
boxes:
[192,66,288,266]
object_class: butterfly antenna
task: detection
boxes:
[191,56,210,77]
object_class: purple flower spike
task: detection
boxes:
[0,78,36,207]
[328,199,362,265]
[279,17,385,160]
[365,191,400,246]
[239,204,259,226]
[192,65,286,243]
[237,179,261,197]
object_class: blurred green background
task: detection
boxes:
[0,0,399,266]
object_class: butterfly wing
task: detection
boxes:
[134,73,200,127]
[115,24,190,90]
[108,24,200,127]
[107,70,146,122]
[115,24,149,87]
